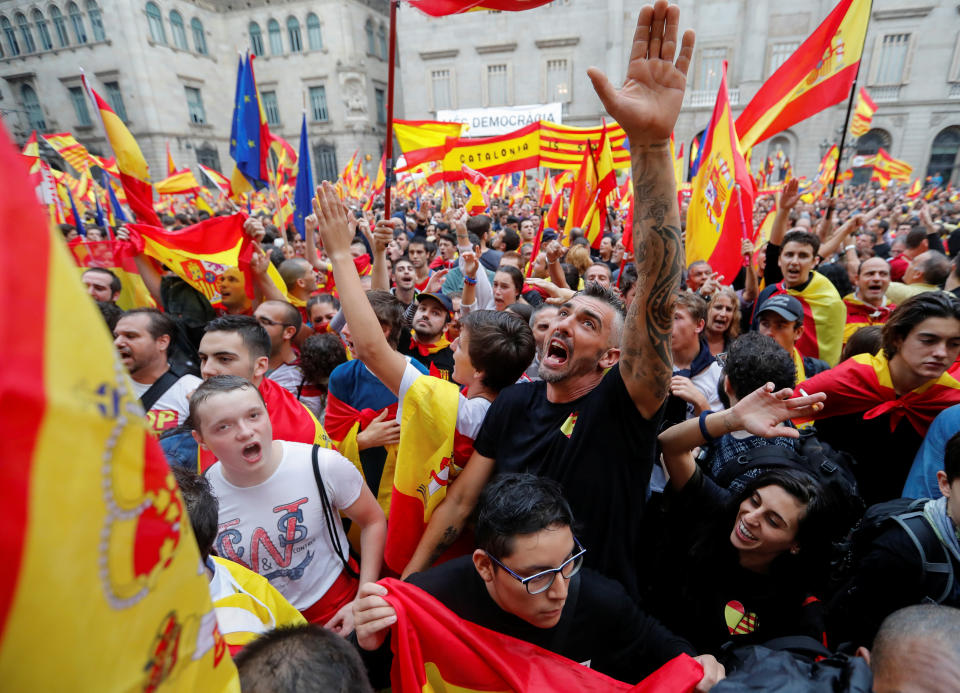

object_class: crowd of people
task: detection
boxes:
[65,2,960,690]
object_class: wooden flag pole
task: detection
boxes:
[383,0,399,220]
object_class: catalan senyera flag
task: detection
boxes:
[381,578,705,693]
[43,132,98,174]
[82,76,162,227]
[849,87,877,137]
[409,0,553,15]
[0,120,238,690]
[394,120,466,170]
[735,0,871,149]
[124,214,285,304]
[155,168,202,195]
[686,61,756,283]
[538,121,631,170]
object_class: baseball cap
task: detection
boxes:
[416,291,453,314]
[757,294,804,324]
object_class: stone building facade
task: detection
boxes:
[0,0,394,184]
[397,0,960,183]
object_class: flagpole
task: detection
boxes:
[829,0,873,198]
[734,183,750,268]
[383,0,399,220]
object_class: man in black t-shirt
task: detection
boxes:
[399,4,693,601]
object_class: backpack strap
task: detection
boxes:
[894,511,955,604]
[139,369,180,413]
[311,444,360,580]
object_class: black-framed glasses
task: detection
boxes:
[485,538,586,595]
[257,315,294,329]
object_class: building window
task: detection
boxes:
[191,18,206,54]
[267,18,282,55]
[21,84,46,131]
[87,1,105,41]
[184,85,206,124]
[431,68,452,110]
[249,21,263,56]
[15,13,36,53]
[306,13,322,50]
[2,17,20,56]
[486,64,508,106]
[104,81,127,122]
[313,143,337,182]
[262,90,281,126]
[67,2,86,43]
[196,143,220,171]
[377,24,387,60]
[286,16,301,52]
[365,19,375,55]
[875,33,910,84]
[33,10,53,50]
[769,41,799,76]
[146,2,165,44]
[50,6,69,47]
[309,85,328,121]
[375,87,386,125]
[69,85,92,126]
[169,10,187,49]
[546,58,570,102]
[928,127,960,184]
[697,47,726,92]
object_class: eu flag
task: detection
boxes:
[293,113,314,239]
[232,53,269,186]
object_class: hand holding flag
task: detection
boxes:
[587,1,694,145]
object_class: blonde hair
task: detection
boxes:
[565,244,592,276]
[707,286,742,340]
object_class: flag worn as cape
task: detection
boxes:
[380,578,704,693]
[767,272,846,366]
[842,293,896,345]
[797,352,960,435]
[735,0,870,149]
[0,117,239,691]
[686,61,755,282]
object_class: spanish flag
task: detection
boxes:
[686,61,755,283]
[394,120,465,170]
[564,140,603,247]
[907,179,922,199]
[461,164,489,214]
[873,147,912,182]
[68,238,156,309]
[381,578,705,692]
[409,0,553,16]
[82,76,162,227]
[166,142,177,177]
[735,0,870,149]
[440,122,542,180]
[0,120,239,690]
[849,87,877,137]
[155,168,202,195]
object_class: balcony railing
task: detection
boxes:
[870,85,902,102]
[686,88,740,107]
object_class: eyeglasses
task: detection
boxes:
[485,538,586,595]
[257,316,294,329]
[716,352,727,369]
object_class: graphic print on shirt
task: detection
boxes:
[724,599,758,635]
[146,409,180,432]
[560,412,579,438]
[216,497,314,581]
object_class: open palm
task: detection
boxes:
[588,2,694,144]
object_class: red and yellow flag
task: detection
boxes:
[686,62,755,283]
[539,121,630,170]
[409,0,553,15]
[43,132,98,174]
[0,120,238,690]
[381,578,705,693]
[849,87,877,137]
[440,122,541,180]
[461,164,489,215]
[68,238,156,309]
[564,140,603,247]
[166,142,177,177]
[155,168,202,195]
[907,179,922,199]
[873,147,912,183]
[395,120,466,170]
[735,0,870,148]
[198,163,233,198]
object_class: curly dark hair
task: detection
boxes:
[300,333,348,391]
[722,332,796,401]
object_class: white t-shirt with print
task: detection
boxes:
[131,372,202,433]
[207,441,363,610]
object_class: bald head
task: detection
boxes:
[869,605,960,693]
[278,258,312,291]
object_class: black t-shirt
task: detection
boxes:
[473,364,663,600]
[407,556,695,683]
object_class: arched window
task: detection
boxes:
[364,18,375,55]
[855,128,892,156]
[16,13,36,53]
[33,10,53,50]
[249,21,263,56]
[286,16,301,52]
[50,6,69,46]
[21,84,46,131]
[86,0,104,40]
[267,18,282,55]
[928,127,960,185]
[67,2,86,43]
[306,13,321,50]
[169,10,187,49]
[191,18,206,54]
[377,23,387,60]
[145,2,165,44]
[1,17,20,55]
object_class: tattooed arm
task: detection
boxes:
[588,0,694,418]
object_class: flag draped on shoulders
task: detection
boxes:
[769,272,846,366]
[842,293,896,344]
[735,0,870,149]
[380,578,704,693]
[797,352,960,435]
[686,61,755,282]
[0,119,238,690]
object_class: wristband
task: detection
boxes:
[844,244,856,253]
[464,275,477,285]
[698,410,716,443]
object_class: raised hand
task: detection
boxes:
[372,220,394,254]
[242,216,266,242]
[312,182,354,258]
[725,383,825,439]
[779,178,802,211]
[587,1,694,144]
[424,268,450,295]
